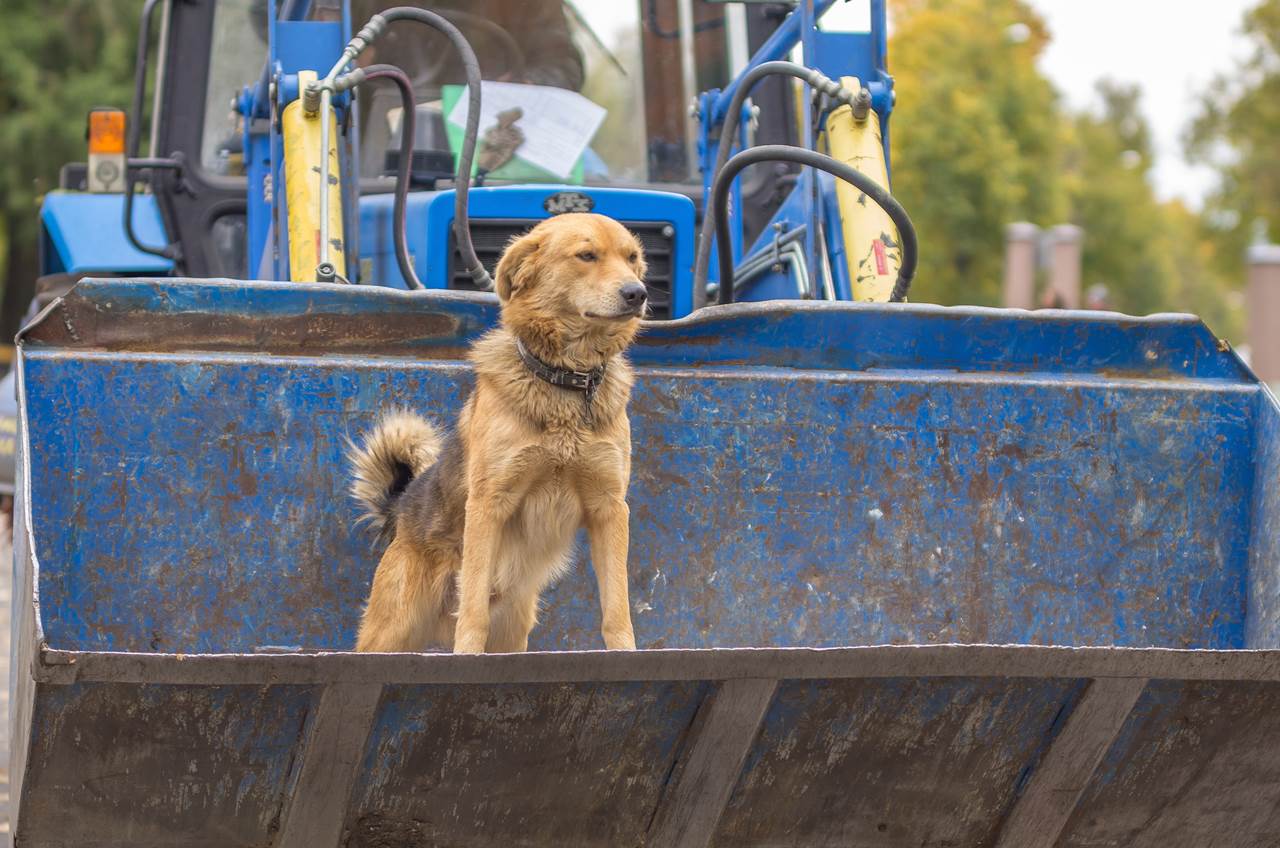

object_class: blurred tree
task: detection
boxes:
[1068,81,1240,334]
[0,0,143,339]
[890,1,1242,336]
[888,0,1067,306]
[1186,0,1280,280]
[1160,200,1244,340]
[1065,81,1173,317]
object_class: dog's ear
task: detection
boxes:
[633,240,648,281]
[494,230,542,302]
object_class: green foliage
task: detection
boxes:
[1187,0,1280,281]
[1159,201,1244,340]
[1066,82,1173,317]
[888,0,1243,340]
[0,0,143,278]
[889,0,1066,306]
[0,0,1258,342]
[1065,84,1241,337]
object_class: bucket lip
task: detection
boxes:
[32,642,1280,687]
[17,277,1253,383]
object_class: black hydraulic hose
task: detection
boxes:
[122,170,175,261]
[122,155,184,263]
[358,65,422,291]
[376,6,493,290]
[693,61,856,297]
[708,145,917,305]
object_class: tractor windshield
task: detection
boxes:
[197,0,742,185]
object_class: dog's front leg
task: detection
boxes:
[455,495,503,654]
[586,496,637,650]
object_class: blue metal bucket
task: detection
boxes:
[11,279,1280,846]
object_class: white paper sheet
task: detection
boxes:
[447,81,607,179]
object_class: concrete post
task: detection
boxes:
[1247,244,1280,384]
[1046,224,1083,309]
[1003,223,1038,309]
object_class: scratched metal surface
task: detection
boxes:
[19,682,317,845]
[12,279,1280,846]
[14,671,1280,847]
[23,353,1257,653]
[346,680,709,846]
[711,676,1086,847]
[1059,679,1280,847]
[25,278,1250,379]
[1247,393,1280,647]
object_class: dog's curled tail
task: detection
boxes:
[348,410,442,543]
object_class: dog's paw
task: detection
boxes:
[603,630,637,651]
[453,636,487,655]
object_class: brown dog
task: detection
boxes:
[349,213,646,653]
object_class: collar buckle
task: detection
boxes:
[581,372,601,403]
[516,338,607,403]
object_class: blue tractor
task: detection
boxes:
[9,2,1280,845]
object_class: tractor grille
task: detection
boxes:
[448,219,676,319]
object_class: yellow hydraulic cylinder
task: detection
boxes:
[282,70,346,282]
[825,76,901,302]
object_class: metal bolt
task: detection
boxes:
[316,261,337,283]
[661,225,674,239]
[302,82,323,115]
[852,88,872,122]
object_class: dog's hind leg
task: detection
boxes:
[355,538,451,652]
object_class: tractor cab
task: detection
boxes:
[38,0,894,317]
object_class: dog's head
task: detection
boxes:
[494,214,648,361]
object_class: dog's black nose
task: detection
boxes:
[620,282,648,308]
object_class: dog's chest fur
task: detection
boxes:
[457,330,635,593]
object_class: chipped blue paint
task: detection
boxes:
[1248,393,1280,647]
[24,337,1260,652]
[13,279,1280,845]
[22,359,1259,652]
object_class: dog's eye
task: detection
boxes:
[628,252,639,264]
[577,250,597,262]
